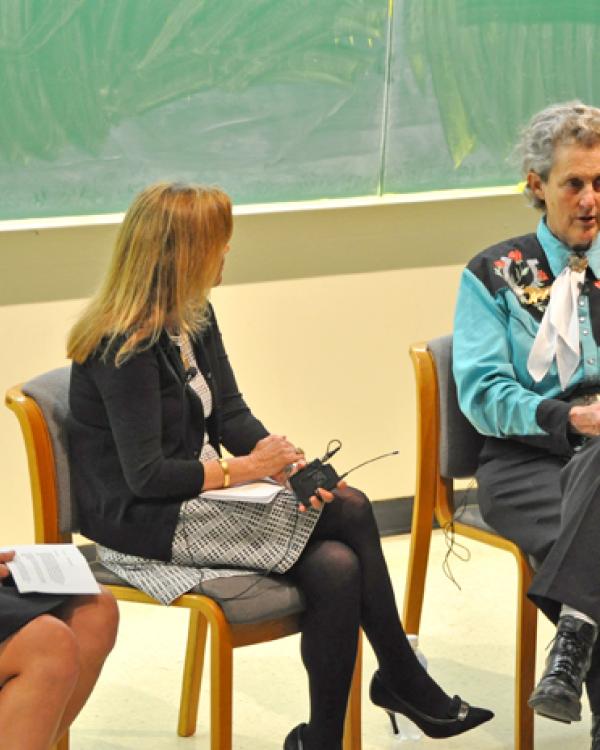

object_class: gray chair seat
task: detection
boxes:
[454,503,496,534]
[79,542,305,624]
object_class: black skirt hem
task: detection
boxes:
[0,586,68,643]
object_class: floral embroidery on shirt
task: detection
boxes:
[493,248,551,313]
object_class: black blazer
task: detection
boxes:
[68,306,268,560]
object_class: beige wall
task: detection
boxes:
[0,192,538,545]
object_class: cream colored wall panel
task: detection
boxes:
[0,192,536,305]
[210,263,463,502]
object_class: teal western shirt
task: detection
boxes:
[454,219,600,445]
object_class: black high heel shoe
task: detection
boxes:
[369,670,494,739]
[283,723,306,749]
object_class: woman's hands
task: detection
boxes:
[202,434,305,491]
[201,435,347,512]
[298,479,348,513]
[251,436,348,512]
[249,435,302,478]
[0,550,15,581]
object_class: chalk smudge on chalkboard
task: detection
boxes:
[0,0,389,219]
[383,0,600,194]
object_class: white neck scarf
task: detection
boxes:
[527,255,587,390]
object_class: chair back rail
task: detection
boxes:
[409,341,465,530]
[6,386,65,543]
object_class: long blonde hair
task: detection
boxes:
[67,182,232,365]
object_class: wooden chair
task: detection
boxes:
[403,336,537,750]
[6,367,362,750]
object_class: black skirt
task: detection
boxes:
[0,585,68,643]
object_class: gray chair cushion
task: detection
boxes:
[22,367,75,535]
[455,503,496,534]
[80,545,304,625]
[191,575,305,624]
[428,335,485,479]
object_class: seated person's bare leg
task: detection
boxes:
[0,615,80,750]
[0,587,118,750]
[53,587,119,741]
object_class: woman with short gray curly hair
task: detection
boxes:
[518,101,600,209]
[454,99,600,750]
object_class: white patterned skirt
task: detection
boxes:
[98,487,320,605]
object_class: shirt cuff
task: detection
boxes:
[534,398,574,456]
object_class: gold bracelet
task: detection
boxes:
[219,458,231,488]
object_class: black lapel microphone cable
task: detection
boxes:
[339,449,400,480]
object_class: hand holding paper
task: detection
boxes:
[0,550,14,580]
[0,544,100,595]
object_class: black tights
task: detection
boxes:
[286,488,454,750]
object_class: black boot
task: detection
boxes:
[528,615,598,723]
[592,715,600,750]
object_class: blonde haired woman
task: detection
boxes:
[67,182,492,750]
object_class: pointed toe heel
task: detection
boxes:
[385,709,399,735]
[369,670,493,740]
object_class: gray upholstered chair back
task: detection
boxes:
[21,366,75,535]
[427,335,484,479]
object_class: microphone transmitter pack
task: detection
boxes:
[289,458,340,502]
[289,440,398,503]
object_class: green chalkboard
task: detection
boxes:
[2,0,600,220]
[0,0,389,219]
[383,0,600,194]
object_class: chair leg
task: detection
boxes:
[177,610,209,737]
[343,629,363,750]
[402,491,436,635]
[210,621,234,750]
[52,732,69,750]
[514,555,537,750]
